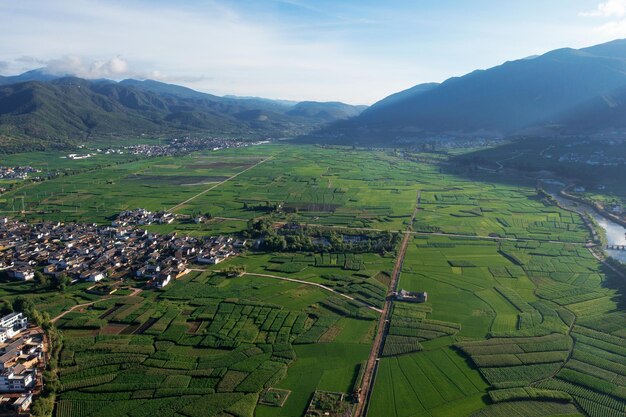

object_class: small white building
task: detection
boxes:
[6,268,34,281]
[0,314,28,343]
[12,393,32,412]
[0,368,35,392]
[87,271,105,282]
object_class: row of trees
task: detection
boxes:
[246,219,400,253]
[34,271,71,291]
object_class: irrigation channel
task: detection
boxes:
[543,184,626,264]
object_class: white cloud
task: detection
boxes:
[580,0,626,17]
[592,18,626,37]
[18,55,165,81]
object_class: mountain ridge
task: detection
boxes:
[319,38,626,144]
[0,73,366,152]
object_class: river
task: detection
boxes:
[542,182,626,264]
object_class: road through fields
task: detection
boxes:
[354,191,420,417]
[168,156,273,212]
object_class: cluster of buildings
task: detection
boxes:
[65,153,94,160]
[0,313,43,414]
[608,203,624,215]
[394,289,428,303]
[114,209,175,226]
[97,136,253,158]
[0,213,242,288]
[553,150,626,166]
[0,166,40,180]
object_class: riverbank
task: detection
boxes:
[541,183,626,265]
[560,186,626,229]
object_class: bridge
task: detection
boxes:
[606,245,626,251]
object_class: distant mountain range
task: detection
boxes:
[320,39,626,144]
[0,70,366,152]
[5,39,626,152]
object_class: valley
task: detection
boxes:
[0,143,623,417]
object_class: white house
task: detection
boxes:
[0,368,35,392]
[6,268,34,281]
[87,271,105,282]
[0,314,28,343]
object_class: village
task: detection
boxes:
[0,312,44,415]
[85,136,269,159]
[0,209,243,290]
[0,167,40,181]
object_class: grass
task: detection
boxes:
[256,343,369,417]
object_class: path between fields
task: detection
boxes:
[51,287,143,323]
[168,156,273,212]
[354,191,421,417]
[242,272,383,313]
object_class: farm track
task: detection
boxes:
[242,272,383,313]
[168,156,273,212]
[355,191,421,417]
[51,287,143,323]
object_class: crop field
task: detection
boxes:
[0,147,278,224]
[0,143,624,416]
[373,230,625,416]
[2,144,593,243]
[47,270,376,417]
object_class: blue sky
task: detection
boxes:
[2,0,626,103]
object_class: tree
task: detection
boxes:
[223,265,246,277]
[54,273,71,291]
[0,300,13,316]
[12,296,35,315]
[34,271,50,288]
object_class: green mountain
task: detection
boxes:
[323,39,626,143]
[0,74,366,152]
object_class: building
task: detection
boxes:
[395,289,428,303]
[12,393,32,413]
[0,314,27,343]
[0,368,35,392]
[6,267,33,281]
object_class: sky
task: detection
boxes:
[2,0,626,104]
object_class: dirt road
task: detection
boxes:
[243,272,382,313]
[354,192,420,417]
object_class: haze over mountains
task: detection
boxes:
[4,39,626,152]
[325,39,626,142]
[0,71,366,152]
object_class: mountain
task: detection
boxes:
[0,74,366,152]
[224,95,300,108]
[550,85,626,134]
[326,39,626,143]
[286,101,367,122]
[0,69,60,86]
[362,83,438,112]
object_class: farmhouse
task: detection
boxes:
[6,267,33,281]
[394,289,428,303]
[0,367,35,392]
[11,393,32,412]
[0,314,28,343]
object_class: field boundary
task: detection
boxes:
[168,156,273,212]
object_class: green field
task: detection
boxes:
[0,143,624,416]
